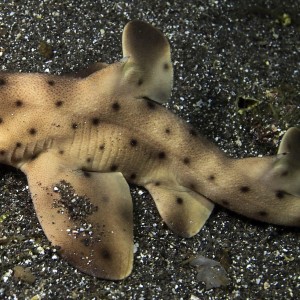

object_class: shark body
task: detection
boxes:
[0,21,299,280]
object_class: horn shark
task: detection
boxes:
[0,20,299,280]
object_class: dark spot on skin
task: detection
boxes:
[91,118,100,126]
[31,154,38,160]
[183,157,190,164]
[29,128,37,135]
[15,100,23,107]
[48,80,55,86]
[59,150,64,155]
[155,181,161,186]
[120,207,132,222]
[83,171,91,178]
[100,248,111,260]
[222,200,230,206]
[130,139,138,147]
[16,142,22,148]
[189,129,197,136]
[144,98,156,109]
[208,175,215,181]
[190,183,196,190]
[176,197,183,205]
[158,151,166,159]
[130,173,137,180]
[72,123,78,129]
[163,63,169,70]
[165,128,171,134]
[280,170,289,177]
[110,164,118,171]
[112,102,120,111]
[86,158,91,163]
[275,190,286,199]
[0,117,2,124]
[0,78,6,85]
[138,78,143,86]
[99,144,105,150]
[240,186,250,193]
[258,211,268,217]
[0,150,6,155]
[55,100,63,107]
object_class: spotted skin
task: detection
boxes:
[0,21,299,280]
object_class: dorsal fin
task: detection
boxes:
[121,20,173,103]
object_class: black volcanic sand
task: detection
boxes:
[0,1,299,299]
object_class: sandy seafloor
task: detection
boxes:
[0,0,299,299]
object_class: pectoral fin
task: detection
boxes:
[21,153,133,280]
[121,20,173,103]
[146,182,214,238]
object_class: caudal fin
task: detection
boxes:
[219,127,300,227]
[269,127,300,196]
